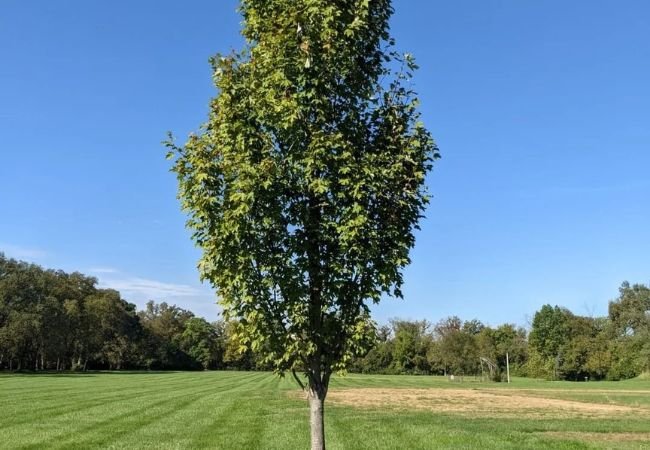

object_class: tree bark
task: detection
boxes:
[308,389,326,450]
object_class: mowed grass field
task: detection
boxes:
[1,371,650,449]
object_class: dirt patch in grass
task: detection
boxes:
[541,431,650,442]
[322,388,650,419]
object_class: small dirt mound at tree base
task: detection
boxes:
[321,388,650,419]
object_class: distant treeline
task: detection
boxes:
[1,254,648,380]
[0,254,235,371]
[349,284,650,381]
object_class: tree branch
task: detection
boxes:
[292,369,306,391]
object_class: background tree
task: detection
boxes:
[180,317,222,370]
[167,1,438,447]
[607,282,650,379]
[494,324,528,374]
[438,324,478,376]
[86,289,141,370]
[138,301,196,369]
[528,305,571,379]
[433,317,465,375]
[352,324,394,373]
[609,282,650,338]
[389,320,432,374]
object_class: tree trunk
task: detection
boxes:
[308,389,326,450]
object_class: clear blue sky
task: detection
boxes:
[1,1,649,326]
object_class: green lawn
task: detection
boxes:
[1,371,649,449]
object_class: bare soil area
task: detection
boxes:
[322,388,650,419]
